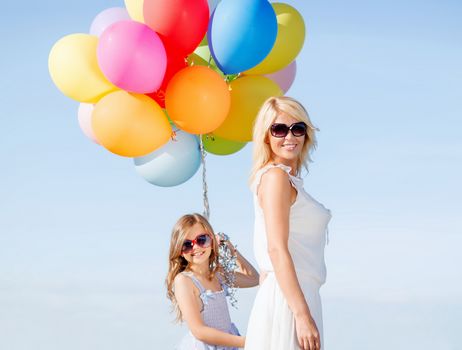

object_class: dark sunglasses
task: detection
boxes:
[270,122,307,138]
[181,233,212,254]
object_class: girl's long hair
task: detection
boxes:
[165,213,219,322]
[250,96,318,184]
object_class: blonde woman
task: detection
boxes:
[166,213,259,349]
[245,97,331,350]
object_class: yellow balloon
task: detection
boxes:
[245,3,305,75]
[48,34,117,103]
[213,76,283,142]
[92,91,172,157]
[124,0,144,23]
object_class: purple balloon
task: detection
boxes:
[264,61,297,93]
[90,7,131,37]
[97,21,167,93]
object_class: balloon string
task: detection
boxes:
[199,136,210,219]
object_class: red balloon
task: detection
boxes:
[143,0,209,55]
[147,39,188,107]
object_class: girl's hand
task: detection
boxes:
[216,234,236,253]
[295,314,321,350]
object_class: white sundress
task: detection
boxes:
[244,164,331,350]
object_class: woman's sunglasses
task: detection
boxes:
[270,122,307,138]
[181,233,212,254]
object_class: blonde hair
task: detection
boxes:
[250,96,318,183]
[165,213,219,322]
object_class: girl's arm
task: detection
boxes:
[258,167,320,350]
[234,249,259,288]
[174,274,245,348]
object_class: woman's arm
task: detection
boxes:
[174,274,245,348]
[258,168,320,350]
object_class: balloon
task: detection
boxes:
[92,91,172,157]
[194,36,213,65]
[208,0,277,74]
[245,3,305,74]
[48,34,117,103]
[202,134,246,155]
[90,7,131,37]
[213,75,283,142]
[146,41,187,108]
[134,130,201,187]
[264,60,297,93]
[187,53,209,67]
[124,0,144,22]
[143,0,209,55]
[165,66,231,134]
[187,52,225,78]
[208,0,220,14]
[77,103,100,144]
[97,20,167,93]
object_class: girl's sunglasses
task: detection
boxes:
[181,233,212,254]
[270,122,307,138]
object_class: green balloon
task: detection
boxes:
[202,134,247,156]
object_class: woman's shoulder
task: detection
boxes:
[260,164,293,187]
[252,163,293,193]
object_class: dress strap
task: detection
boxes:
[181,272,205,293]
[252,163,297,194]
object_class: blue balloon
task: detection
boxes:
[133,131,201,187]
[208,0,277,74]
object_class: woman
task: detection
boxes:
[245,96,331,350]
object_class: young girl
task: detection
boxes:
[166,213,259,349]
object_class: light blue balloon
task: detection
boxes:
[207,0,220,14]
[133,131,201,187]
[208,0,277,74]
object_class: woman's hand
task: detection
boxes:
[295,314,321,350]
[259,270,268,285]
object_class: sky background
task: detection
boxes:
[1,0,461,349]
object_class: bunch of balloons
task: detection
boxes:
[48,0,306,187]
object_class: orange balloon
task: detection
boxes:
[165,66,231,134]
[213,76,283,142]
[92,91,172,157]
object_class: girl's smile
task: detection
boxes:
[182,223,213,267]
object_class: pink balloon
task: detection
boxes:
[78,103,100,144]
[264,61,297,93]
[97,20,167,93]
[90,7,131,37]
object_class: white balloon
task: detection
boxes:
[77,103,100,144]
[133,131,201,187]
[89,7,131,37]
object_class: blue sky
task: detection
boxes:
[1,0,461,349]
